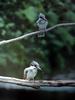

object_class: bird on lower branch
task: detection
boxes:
[24,61,41,81]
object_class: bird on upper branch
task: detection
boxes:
[24,61,41,81]
[36,13,48,37]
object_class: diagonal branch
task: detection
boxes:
[0,22,75,45]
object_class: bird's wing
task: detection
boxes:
[36,18,41,24]
[24,68,28,79]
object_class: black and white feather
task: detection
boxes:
[36,13,48,37]
[24,61,41,80]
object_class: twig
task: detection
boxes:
[0,22,75,45]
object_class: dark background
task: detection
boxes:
[0,0,75,80]
[0,0,75,99]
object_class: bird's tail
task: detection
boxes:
[38,32,45,37]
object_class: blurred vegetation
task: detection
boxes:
[0,0,75,79]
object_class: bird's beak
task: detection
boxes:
[38,66,42,70]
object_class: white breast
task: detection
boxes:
[24,66,37,80]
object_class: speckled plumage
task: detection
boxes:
[36,13,48,37]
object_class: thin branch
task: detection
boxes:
[0,22,75,45]
[47,22,75,32]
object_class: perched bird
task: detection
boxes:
[24,61,41,80]
[36,13,48,37]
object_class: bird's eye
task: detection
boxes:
[34,65,36,67]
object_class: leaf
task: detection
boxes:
[52,40,64,47]
[23,6,37,23]
[30,0,44,4]
[48,11,58,25]
[1,30,6,36]
[15,9,24,19]
[5,23,15,29]
[57,54,65,70]
[56,28,74,46]
[0,53,7,65]
[0,17,5,28]
[41,40,46,45]
[7,54,19,64]
[64,11,75,22]
[11,30,22,37]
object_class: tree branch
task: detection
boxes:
[0,76,75,99]
[0,76,75,90]
[0,22,75,45]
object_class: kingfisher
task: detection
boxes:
[24,61,41,80]
[36,13,48,37]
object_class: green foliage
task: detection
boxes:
[55,27,74,46]
[48,11,58,25]
[0,0,75,78]
[64,11,75,22]
[0,17,5,28]
[0,53,7,66]
[57,54,65,70]
[23,6,37,23]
